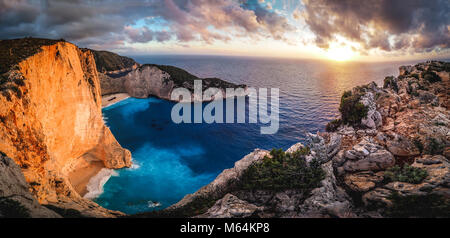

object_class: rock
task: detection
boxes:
[362,188,393,208]
[327,133,342,159]
[399,65,413,76]
[386,136,419,157]
[0,155,61,218]
[286,142,304,154]
[360,92,383,129]
[306,132,342,164]
[341,138,395,172]
[344,171,384,192]
[418,90,438,105]
[197,194,261,218]
[338,125,355,136]
[298,162,356,218]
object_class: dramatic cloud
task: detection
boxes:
[302,0,450,53]
[1,0,448,55]
[0,0,294,49]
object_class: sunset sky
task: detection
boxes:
[1,0,449,61]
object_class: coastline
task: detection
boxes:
[102,93,130,108]
[68,161,105,197]
[68,93,132,199]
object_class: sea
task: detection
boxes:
[94,55,422,214]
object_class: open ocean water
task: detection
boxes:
[95,55,422,214]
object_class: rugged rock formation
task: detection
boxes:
[0,38,131,217]
[0,154,60,218]
[95,53,247,102]
[146,61,449,218]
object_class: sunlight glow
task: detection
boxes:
[325,45,356,62]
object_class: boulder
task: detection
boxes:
[196,194,261,218]
[344,171,384,192]
[340,138,395,172]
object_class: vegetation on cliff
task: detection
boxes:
[87,49,137,73]
[384,165,428,184]
[240,148,325,192]
[386,192,450,218]
[0,37,65,74]
[145,64,246,90]
[339,90,368,126]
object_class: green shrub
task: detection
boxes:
[339,90,368,126]
[444,62,450,72]
[425,138,444,155]
[326,119,342,132]
[421,70,442,83]
[383,76,399,92]
[410,73,419,80]
[240,148,325,192]
[413,138,424,154]
[0,198,30,218]
[384,165,428,184]
[386,192,450,218]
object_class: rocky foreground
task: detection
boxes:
[137,61,449,218]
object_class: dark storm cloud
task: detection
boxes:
[0,0,293,49]
[302,0,450,52]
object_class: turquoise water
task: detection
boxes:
[95,56,419,214]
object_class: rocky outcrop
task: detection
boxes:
[151,61,449,218]
[97,60,247,102]
[0,154,60,218]
[158,134,356,218]
[0,38,131,217]
[196,194,262,218]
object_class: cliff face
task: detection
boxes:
[0,39,131,217]
[98,60,247,101]
[143,61,449,218]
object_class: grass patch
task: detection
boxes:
[384,165,428,184]
[240,148,325,192]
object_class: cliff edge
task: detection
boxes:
[0,38,132,217]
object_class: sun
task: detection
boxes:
[325,45,356,62]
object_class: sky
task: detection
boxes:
[0,0,449,61]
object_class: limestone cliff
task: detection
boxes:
[94,53,247,101]
[0,38,132,217]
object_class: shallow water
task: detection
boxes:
[95,56,420,214]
